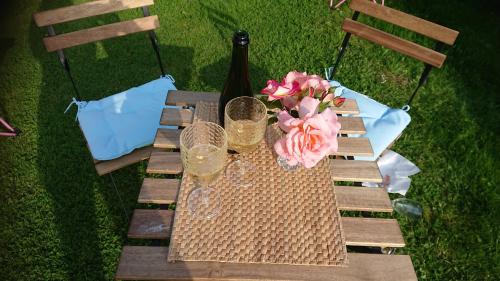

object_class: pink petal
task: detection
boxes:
[298,96,320,118]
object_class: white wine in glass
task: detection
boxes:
[227,119,266,153]
[180,122,227,219]
[224,96,267,188]
[186,144,226,186]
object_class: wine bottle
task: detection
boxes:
[219,30,253,126]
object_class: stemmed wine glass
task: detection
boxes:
[224,96,267,188]
[180,121,227,219]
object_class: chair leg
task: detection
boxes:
[109,172,129,222]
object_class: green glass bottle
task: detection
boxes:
[219,30,253,126]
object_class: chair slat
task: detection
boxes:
[342,19,446,68]
[166,90,220,106]
[331,159,382,183]
[349,0,458,45]
[153,128,182,149]
[116,246,418,280]
[336,137,373,157]
[94,146,153,176]
[33,0,154,27]
[146,150,183,174]
[343,217,405,248]
[335,186,392,212]
[138,178,180,204]
[43,16,159,52]
[338,116,366,134]
[160,107,194,127]
[128,209,174,239]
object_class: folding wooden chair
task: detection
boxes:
[327,0,459,160]
[33,0,170,176]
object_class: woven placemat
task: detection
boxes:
[167,107,348,266]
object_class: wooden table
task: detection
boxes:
[115,90,417,280]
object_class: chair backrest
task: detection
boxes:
[34,0,158,52]
[33,0,165,100]
[344,0,458,68]
[330,0,459,109]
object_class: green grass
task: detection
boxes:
[0,0,498,280]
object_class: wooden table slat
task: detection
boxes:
[343,217,405,248]
[116,246,418,281]
[331,159,383,183]
[146,150,183,174]
[127,209,404,248]
[338,116,366,134]
[166,90,220,106]
[160,107,193,127]
[336,137,373,157]
[336,186,393,212]
[153,128,182,149]
[155,130,373,157]
[138,178,180,204]
[128,209,174,239]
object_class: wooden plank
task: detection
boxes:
[335,186,393,212]
[350,0,458,45]
[116,246,417,280]
[336,137,373,157]
[124,209,403,247]
[342,217,405,248]
[153,128,182,149]
[33,0,154,27]
[128,209,174,239]
[159,107,194,127]
[138,178,180,204]
[43,16,159,52]
[154,128,372,156]
[94,146,153,176]
[338,116,365,134]
[165,90,220,106]
[342,19,447,68]
[332,98,359,115]
[331,159,382,183]
[146,150,183,174]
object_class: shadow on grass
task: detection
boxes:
[377,1,499,280]
[29,0,194,279]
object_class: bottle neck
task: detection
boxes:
[229,44,249,79]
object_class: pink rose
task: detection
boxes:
[305,75,331,98]
[274,97,341,168]
[261,79,300,102]
[284,71,309,90]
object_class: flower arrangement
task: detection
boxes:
[260,71,344,169]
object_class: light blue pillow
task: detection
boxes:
[329,80,411,161]
[70,76,177,160]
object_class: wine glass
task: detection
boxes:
[180,121,227,219]
[392,198,423,221]
[224,96,267,188]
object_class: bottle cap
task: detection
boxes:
[233,30,250,46]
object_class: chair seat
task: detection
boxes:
[76,76,177,161]
[330,80,411,161]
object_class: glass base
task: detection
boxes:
[277,155,299,171]
[225,158,255,188]
[187,187,220,219]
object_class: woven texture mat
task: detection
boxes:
[167,124,348,266]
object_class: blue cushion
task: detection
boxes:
[74,76,177,160]
[329,80,411,161]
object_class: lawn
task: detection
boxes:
[0,0,498,280]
